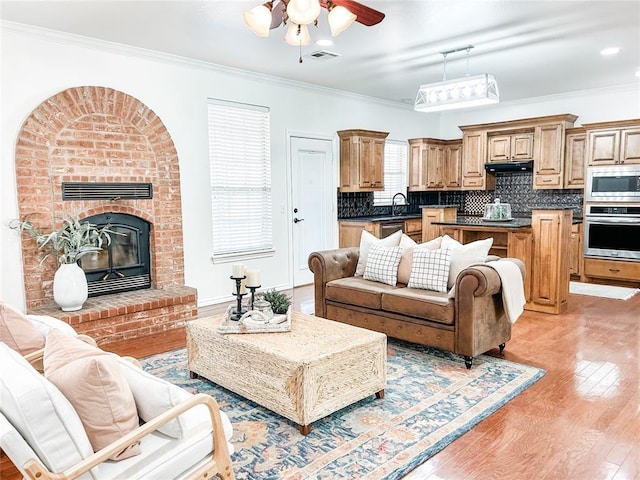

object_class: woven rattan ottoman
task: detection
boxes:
[186,311,387,434]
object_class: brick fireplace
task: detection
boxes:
[13,86,197,344]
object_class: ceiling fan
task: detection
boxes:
[244,0,385,61]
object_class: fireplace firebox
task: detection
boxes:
[80,213,151,297]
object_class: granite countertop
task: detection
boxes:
[433,216,533,228]
[338,214,422,222]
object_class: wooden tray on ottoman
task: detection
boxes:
[186,311,387,434]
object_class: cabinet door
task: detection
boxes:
[359,138,384,189]
[408,142,424,191]
[507,230,533,302]
[488,135,511,162]
[621,127,640,164]
[462,131,492,189]
[444,143,462,189]
[564,133,586,188]
[587,129,620,165]
[421,210,442,241]
[339,136,357,191]
[533,124,564,189]
[511,133,534,160]
[569,223,582,276]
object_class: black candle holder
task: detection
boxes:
[248,285,261,310]
[229,275,247,321]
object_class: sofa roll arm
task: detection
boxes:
[308,247,359,318]
[456,258,525,298]
[23,393,234,480]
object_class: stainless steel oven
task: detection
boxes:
[584,205,640,260]
[586,165,640,202]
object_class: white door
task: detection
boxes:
[290,135,335,286]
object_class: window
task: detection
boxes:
[208,99,273,258]
[373,140,408,205]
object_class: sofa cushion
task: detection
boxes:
[355,229,402,276]
[44,330,141,460]
[363,244,403,286]
[442,236,493,289]
[407,248,452,293]
[0,302,44,355]
[397,235,442,285]
[326,276,399,310]
[381,288,455,325]
[0,342,98,479]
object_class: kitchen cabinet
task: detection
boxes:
[584,120,640,166]
[460,130,495,190]
[583,257,640,283]
[530,209,572,314]
[338,221,380,248]
[408,138,461,191]
[487,133,534,162]
[338,129,389,192]
[533,123,566,189]
[404,218,422,243]
[421,207,457,241]
[569,222,583,278]
[564,128,586,188]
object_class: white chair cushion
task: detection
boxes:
[0,342,98,479]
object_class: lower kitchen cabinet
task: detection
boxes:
[569,223,583,278]
[338,221,379,248]
[583,258,640,283]
[421,207,457,241]
[404,218,422,243]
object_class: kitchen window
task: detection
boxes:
[207,99,273,259]
[373,140,408,205]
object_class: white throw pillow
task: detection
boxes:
[0,343,97,479]
[408,248,452,293]
[446,237,494,289]
[355,229,402,276]
[397,235,443,284]
[363,244,403,286]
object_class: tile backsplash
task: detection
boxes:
[337,172,584,218]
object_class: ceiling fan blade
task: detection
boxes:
[270,0,286,29]
[329,0,385,26]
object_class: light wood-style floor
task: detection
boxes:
[2,286,638,480]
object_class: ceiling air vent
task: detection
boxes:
[62,182,153,200]
[305,50,341,61]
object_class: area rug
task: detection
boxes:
[570,281,640,300]
[143,340,545,480]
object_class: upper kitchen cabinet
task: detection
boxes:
[460,130,495,190]
[338,129,389,192]
[533,122,568,189]
[583,119,640,166]
[408,138,462,191]
[487,132,534,162]
[564,128,587,188]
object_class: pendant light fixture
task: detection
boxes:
[414,45,499,112]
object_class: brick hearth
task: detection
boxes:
[13,86,196,344]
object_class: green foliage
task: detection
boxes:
[260,289,292,315]
[10,215,118,265]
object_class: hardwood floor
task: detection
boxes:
[2,286,638,480]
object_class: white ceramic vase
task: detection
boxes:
[53,262,88,312]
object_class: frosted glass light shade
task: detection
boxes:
[243,3,273,37]
[328,5,356,36]
[414,74,499,112]
[286,0,321,25]
[285,23,311,46]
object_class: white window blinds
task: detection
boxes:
[373,140,408,205]
[208,99,273,257]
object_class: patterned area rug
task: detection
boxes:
[143,340,544,480]
[570,281,640,300]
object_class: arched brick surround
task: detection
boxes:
[14,86,195,343]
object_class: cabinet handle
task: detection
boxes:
[608,268,621,272]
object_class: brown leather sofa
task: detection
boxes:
[308,247,525,368]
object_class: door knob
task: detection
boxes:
[294,217,305,223]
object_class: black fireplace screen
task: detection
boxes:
[80,213,151,297]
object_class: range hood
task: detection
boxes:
[485,160,533,173]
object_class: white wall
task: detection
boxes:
[0,22,439,309]
[438,84,640,137]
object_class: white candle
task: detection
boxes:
[245,269,261,287]
[231,263,245,278]
[240,279,247,294]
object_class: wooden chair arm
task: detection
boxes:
[23,393,234,480]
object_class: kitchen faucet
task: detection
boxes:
[391,192,409,216]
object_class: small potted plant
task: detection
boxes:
[10,215,116,311]
[260,289,292,315]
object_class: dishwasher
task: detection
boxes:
[379,221,404,238]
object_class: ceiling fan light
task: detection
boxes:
[328,5,356,36]
[285,23,312,46]
[243,3,273,37]
[286,0,321,25]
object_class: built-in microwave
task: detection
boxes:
[586,165,640,202]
